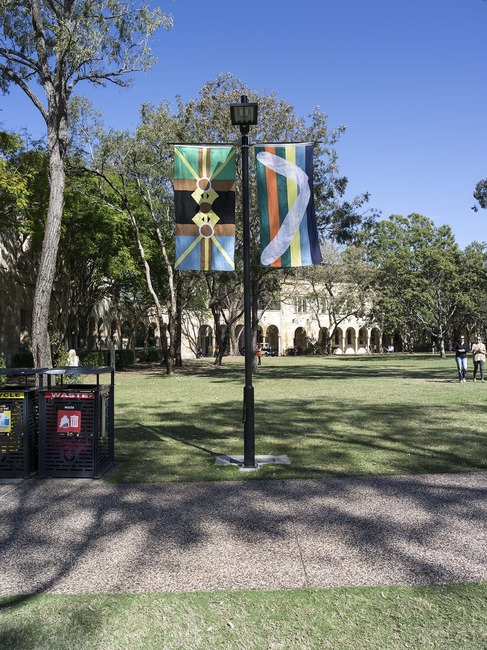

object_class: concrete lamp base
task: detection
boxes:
[215,455,291,472]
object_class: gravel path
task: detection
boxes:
[0,472,485,596]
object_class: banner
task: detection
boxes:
[255,143,322,268]
[174,145,236,271]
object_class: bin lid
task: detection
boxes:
[0,368,48,376]
[39,366,114,376]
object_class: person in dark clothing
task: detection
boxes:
[453,335,470,383]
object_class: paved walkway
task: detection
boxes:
[0,472,486,596]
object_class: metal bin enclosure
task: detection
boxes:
[0,369,40,479]
[38,367,114,479]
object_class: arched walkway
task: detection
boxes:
[265,324,279,355]
[198,325,213,356]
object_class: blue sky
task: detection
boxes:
[1,0,486,249]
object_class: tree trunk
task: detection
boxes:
[31,131,65,369]
[175,273,183,367]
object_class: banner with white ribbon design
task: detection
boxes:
[255,143,322,268]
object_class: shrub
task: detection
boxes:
[78,351,108,367]
[115,349,135,370]
[136,347,163,363]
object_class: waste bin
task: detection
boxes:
[38,366,114,479]
[0,368,41,479]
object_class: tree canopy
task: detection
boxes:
[363,214,487,355]
[0,0,172,368]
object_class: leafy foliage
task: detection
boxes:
[472,178,487,211]
[363,214,486,353]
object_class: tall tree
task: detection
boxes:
[0,0,172,367]
[364,214,466,357]
[77,73,375,373]
[190,74,377,369]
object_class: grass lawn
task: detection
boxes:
[1,583,486,650]
[108,353,487,483]
[2,354,485,648]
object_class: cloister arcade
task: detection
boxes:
[76,309,390,359]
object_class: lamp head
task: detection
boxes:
[230,95,258,134]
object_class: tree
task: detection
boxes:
[472,179,487,211]
[188,74,377,369]
[74,72,375,373]
[364,214,466,357]
[300,242,373,353]
[457,242,487,337]
[0,0,172,367]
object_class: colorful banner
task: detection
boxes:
[174,145,236,271]
[255,143,322,268]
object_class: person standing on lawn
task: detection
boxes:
[471,336,486,382]
[256,344,263,366]
[453,334,470,383]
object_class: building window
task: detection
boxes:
[294,297,307,313]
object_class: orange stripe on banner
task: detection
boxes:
[265,146,281,267]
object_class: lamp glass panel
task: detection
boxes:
[230,104,258,125]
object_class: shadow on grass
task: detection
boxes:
[1,354,486,646]
[111,395,487,480]
[0,468,486,649]
[131,353,459,384]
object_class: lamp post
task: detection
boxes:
[230,95,258,468]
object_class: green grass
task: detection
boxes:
[109,353,487,483]
[1,583,486,649]
[2,355,485,648]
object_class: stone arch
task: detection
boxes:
[345,327,356,354]
[148,322,157,347]
[198,325,213,356]
[110,320,120,348]
[358,326,368,354]
[333,327,344,354]
[135,322,146,348]
[294,327,307,353]
[318,327,329,353]
[121,321,133,349]
[216,324,229,355]
[236,324,245,355]
[370,327,381,353]
[266,324,279,355]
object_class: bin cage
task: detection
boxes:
[0,369,40,479]
[39,367,114,479]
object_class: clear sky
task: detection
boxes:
[1,0,486,249]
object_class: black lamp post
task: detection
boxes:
[230,95,258,468]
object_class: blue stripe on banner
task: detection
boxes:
[305,145,322,264]
[176,237,201,270]
[212,237,235,271]
[296,145,312,266]
[176,236,236,271]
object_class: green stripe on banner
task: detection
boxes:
[255,147,270,250]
